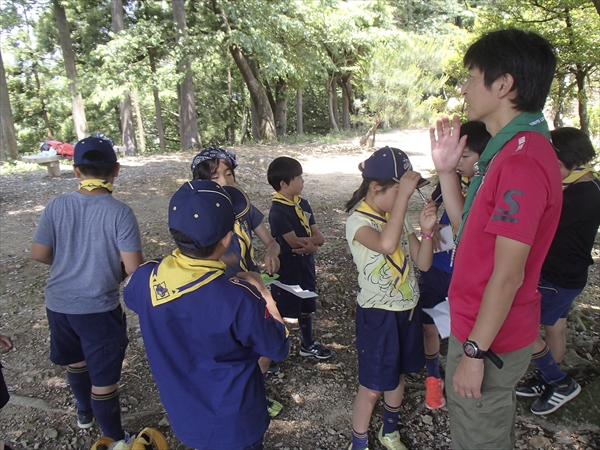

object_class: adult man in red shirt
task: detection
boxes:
[430,29,561,449]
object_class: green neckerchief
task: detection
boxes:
[455,111,550,244]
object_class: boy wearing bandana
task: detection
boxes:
[123,181,290,449]
[30,137,143,440]
[516,127,600,414]
[267,157,333,359]
[430,29,562,449]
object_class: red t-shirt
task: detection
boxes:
[449,131,562,354]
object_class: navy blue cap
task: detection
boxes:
[361,146,429,188]
[73,137,117,165]
[222,185,250,220]
[169,181,237,249]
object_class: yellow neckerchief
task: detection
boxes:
[78,179,113,193]
[562,164,600,190]
[232,220,254,271]
[272,192,312,236]
[149,249,225,306]
[355,200,409,291]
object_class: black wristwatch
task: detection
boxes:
[463,340,504,369]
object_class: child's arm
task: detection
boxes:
[408,201,437,271]
[236,271,284,324]
[309,224,325,246]
[30,243,53,265]
[282,231,319,255]
[354,171,421,254]
[121,251,144,276]
[253,223,280,275]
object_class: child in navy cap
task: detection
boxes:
[123,180,290,450]
[31,136,143,440]
[344,147,437,450]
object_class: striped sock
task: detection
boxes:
[91,389,124,440]
[382,402,401,435]
[66,365,92,413]
[351,429,368,450]
[532,345,566,383]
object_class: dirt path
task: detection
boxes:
[1,130,598,449]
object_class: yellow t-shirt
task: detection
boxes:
[345,213,419,311]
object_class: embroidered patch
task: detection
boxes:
[516,136,526,151]
[153,282,170,299]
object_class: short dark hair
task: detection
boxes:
[75,150,117,177]
[460,121,491,156]
[267,157,303,191]
[550,127,597,170]
[464,28,556,112]
[169,229,220,259]
[192,158,236,181]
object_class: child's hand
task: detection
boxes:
[292,238,318,255]
[419,201,438,235]
[398,171,422,200]
[0,334,13,354]
[264,253,280,275]
[430,115,468,174]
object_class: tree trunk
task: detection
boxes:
[229,44,277,142]
[326,78,339,132]
[111,0,138,155]
[359,119,382,147]
[227,65,236,144]
[173,0,201,149]
[553,73,568,129]
[296,89,303,135]
[339,73,355,131]
[132,87,145,153]
[0,50,18,160]
[275,79,287,137]
[240,106,249,144]
[574,67,589,135]
[149,49,166,153]
[53,0,88,140]
[250,97,260,142]
[31,63,54,139]
[341,85,350,131]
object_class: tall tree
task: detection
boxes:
[111,0,138,155]
[172,0,201,149]
[52,0,89,140]
[0,50,18,160]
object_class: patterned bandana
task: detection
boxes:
[355,200,409,290]
[149,249,226,306]
[78,179,113,193]
[562,165,600,190]
[272,192,312,236]
[190,147,238,174]
[456,111,550,244]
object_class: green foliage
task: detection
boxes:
[358,32,450,127]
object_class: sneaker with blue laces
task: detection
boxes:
[299,342,334,359]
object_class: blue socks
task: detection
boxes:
[382,402,400,435]
[66,365,92,413]
[299,315,313,349]
[425,352,441,379]
[351,429,368,450]
[91,389,124,440]
[532,344,566,383]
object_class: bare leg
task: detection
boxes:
[352,385,381,433]
[423,324,440,355]
[543,319,568,363]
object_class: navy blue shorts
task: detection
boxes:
[271,255,317,318]
[47,305,128,387]
[355,305,425,392]
[418,266,452,325]
[539,277,583,326]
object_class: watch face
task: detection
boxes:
[464,342,476,357]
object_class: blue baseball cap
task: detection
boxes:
[169,180,240,249]
[73,137,117,165]
[361,146,429,188]
[221,185,250,220]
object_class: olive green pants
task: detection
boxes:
[446,334,533,450]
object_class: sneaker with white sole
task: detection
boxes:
[299,342,334,359]
[425,376,445,410]
[531,375,581,415]
[77,409,94,429]
[516,371,547,398]
[377,426,408,450]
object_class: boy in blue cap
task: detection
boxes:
[30,136,143,440]
[123,180,290,450]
